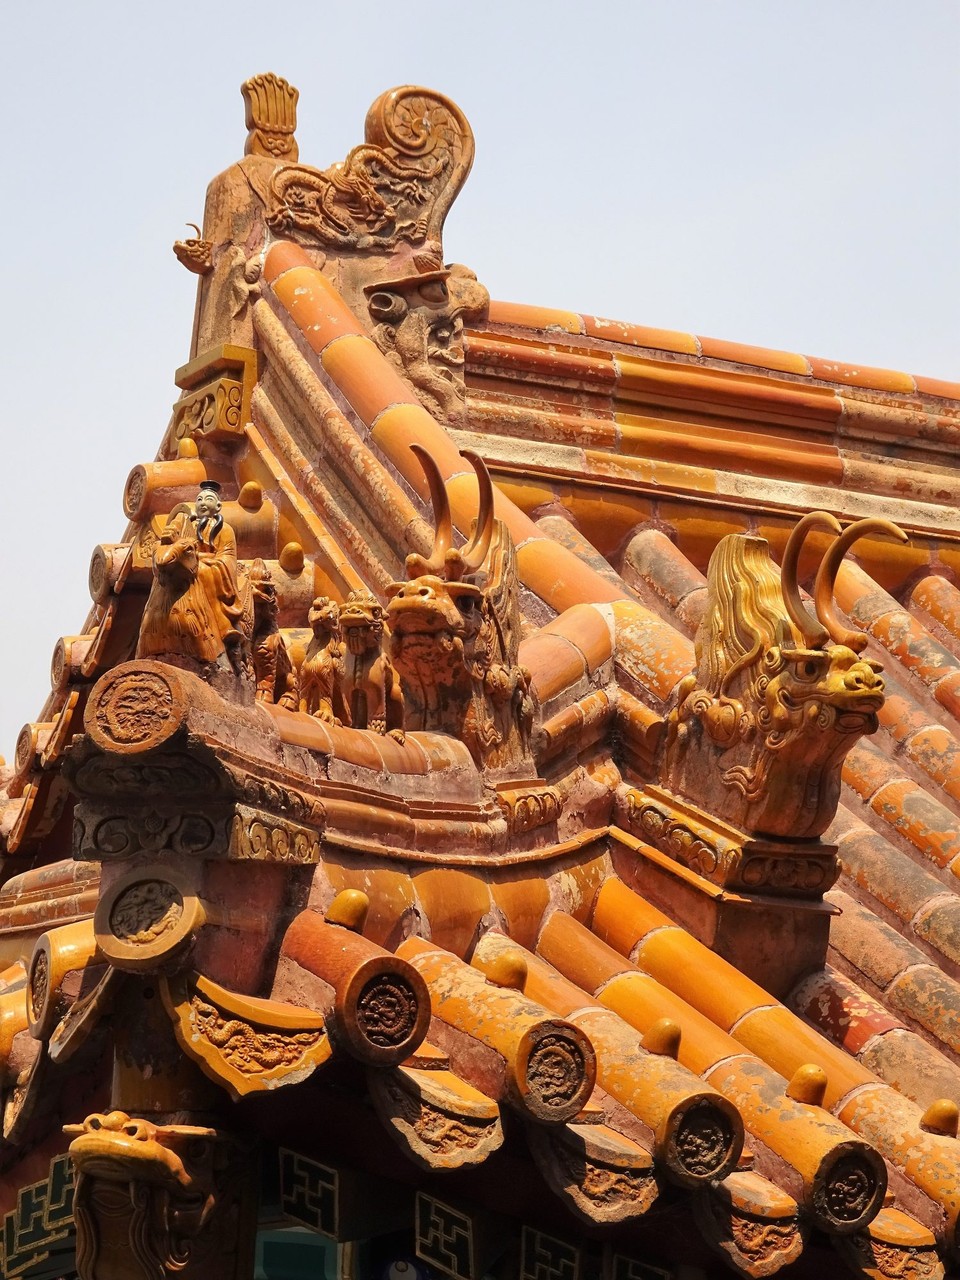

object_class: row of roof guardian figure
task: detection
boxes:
[136,450,535,774]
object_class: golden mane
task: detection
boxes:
[694,535,795,696]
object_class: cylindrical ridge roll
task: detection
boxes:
[282,910,430,1065]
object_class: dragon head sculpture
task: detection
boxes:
[66,1110,250,1280]
[661,513,907,840]
[387,446,534,772]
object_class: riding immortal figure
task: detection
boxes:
[192,482,245,661]
[137,481,251,676]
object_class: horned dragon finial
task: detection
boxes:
[405,445,495,580]
[781,512,908,653]
[388,446,534,773]
[663,511,908,842]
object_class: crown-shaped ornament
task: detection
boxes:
[241,73,299,161]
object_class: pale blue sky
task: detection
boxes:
[1,1,958,755]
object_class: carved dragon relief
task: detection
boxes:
[661,514,908,840]
[262,86,474,251]
[387,447,535,774]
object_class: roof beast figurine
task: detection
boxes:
[661,513,908,839]
[387,445,534,773]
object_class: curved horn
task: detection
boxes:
[409,443,453,573]
[780,511,842,648]
[186,222,203,238]
[814,517,909,652]
[459,450,495,574]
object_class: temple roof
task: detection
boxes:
[2,75,960,1280]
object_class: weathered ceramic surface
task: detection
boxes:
[2,74,960,1280]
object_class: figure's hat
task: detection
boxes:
[363,247,450,296]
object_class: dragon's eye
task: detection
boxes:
[792,657,823,680]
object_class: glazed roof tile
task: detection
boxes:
[3,75,960,1280]
[488,298,960,399]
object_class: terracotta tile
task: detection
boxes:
[537,912,628,993]
[324,860,418,950]
[486,300,584,334]
[581,315,699,355]
[870,780,960,869]
[490,873,549,951]
[610,600,695,701]
[660,506,752,574]
[488,475,560,521]
[634,927,772,1034]
[731,1006,875,1110]
[515,538,624,613]
[506,942,591,1019]
[321,335,416,426]
[445,470,540,549]
[414,868,493,958]
[552,491,656,561]
[832,560,893,625]
[704,1056,886,1224]
[369,730,428,774]
[860,1027,960,1113]
[789,965,903,1056]
[414,734,475,773]
[466,398,618,450]
[903,725,960,801]
[915,374,960,400]
[838,1084,960,1226]
[843,740,906,803]
[558,853,611,924]
[269,705,335,755]
[806,356,916,394]
[876,684,934,744]
[466,333,617,386]
[539,603,613,674]
[845,539,931,598]
[621,526,705,606]
[269,264,366,352]
[615,354,842,424]
[535,514,630,593]
[518,632,587,703]
[263,240,311,283]
[933,669,960,721]
[912,897,960,969]
[865,610,960,688]
[827,889,929,986]
[699,336,811,376]
[584,447,720,495]
[885,966,960,1055]
[370,403,466,491]
[835,825,946,925]
[616,417,843,486]
[323,722,389,772]
[398,938,597,1123]
[601,973,735,1077]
